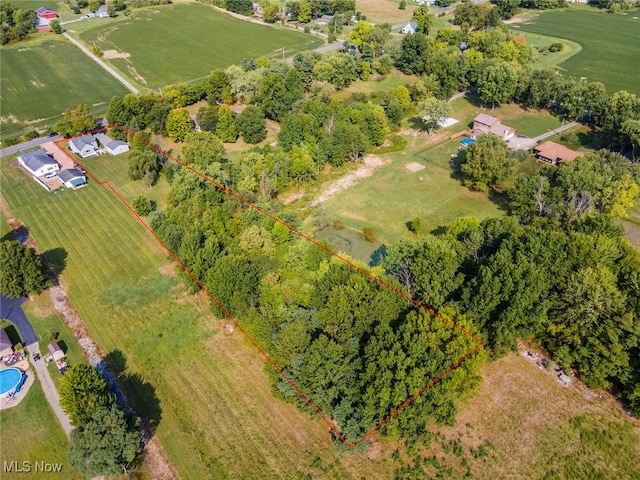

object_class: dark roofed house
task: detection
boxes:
[0,328,13,358]
[58,168,87,189]
[18,149,60,177]
[69,134,98,158]
[472,113,516,141]
[533,141,582,166]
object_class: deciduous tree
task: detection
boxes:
[0,240,52,298]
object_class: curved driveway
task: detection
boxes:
[1,293,73,434]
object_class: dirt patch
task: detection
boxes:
[102,49,131,60]
[127,64,147,86]
[158,262,177,277]
[30,80,45,88]
[308,155,390,206]
[279,190,304,205]
[0,114,20,124]
[365,441,381,460]
[405,161,425,172]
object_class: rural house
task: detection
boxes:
[36,6,57,31]
[58,168,88,189]
[69,134,98,158]
[0,328,13,358]
[401,21,418,35]
[94,132,130,155]
[533,141,582,165]
[316,14,333,25]
[97,5,109,18]
[18,149,60,177]
[472,113,516,141]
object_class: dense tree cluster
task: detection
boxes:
[149,135,484,444]
[0,2,37,45]
[0,240,52,298]
[61,365,143,478]
[54,104,97,138]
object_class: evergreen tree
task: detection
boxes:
[216,105,238,143]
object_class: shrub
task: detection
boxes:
[363,227,376,242]
[332,220,345,230]
[2,137,20,147]
[23,130,40,141]
[399,0,406,9]
[132,195,156,216]
[406,217,422,233]
[549,42,564,52]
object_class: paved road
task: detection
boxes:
[0,136,61,158]
[1,293,73,434]
[63,32,139,94]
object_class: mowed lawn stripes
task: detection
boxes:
[0,158,395,479]
[516,8,640,95]
[0,39,128,132]
[78,3,323,88]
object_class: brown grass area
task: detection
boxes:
[433,352,640,479]
[356,0,415,24]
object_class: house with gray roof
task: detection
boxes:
[69,134,98,158]
[58,168,87,189]
[17,149,60,177]
[402,21,418,35]
[95,132,130,156]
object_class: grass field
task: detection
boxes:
[76,3,323,89]
[514,7,640,95]
[0,155,402,479]
[315,96,562,243]
[516,31,582,70]
[0,380,80,480]
[0,38,128,138]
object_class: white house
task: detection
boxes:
[18,149,60,177]
[97,5,109,18]
[69,134,98,158]
[95,132,130,155]
[402,21,418,35]
[58,168,88,189]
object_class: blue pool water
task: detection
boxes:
[0,368,22,395]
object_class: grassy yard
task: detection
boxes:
[319,134,504,244]
[0,155,401,479]
[515,31,582,70]
[76,2,323,90]
[315,96,564,244]
[0,380,80,480]
[0,37,129,138]
[429,351,640,479]
[514,6,640,95]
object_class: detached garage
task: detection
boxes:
[58,168,87,189]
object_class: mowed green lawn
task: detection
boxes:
[516,7,640,95]
[78,3,323,89]
[0,381,80,480]
[320,136,504,244]
[0,38,128,137]
[0,156,398,479]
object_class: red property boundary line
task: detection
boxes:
[55,126,484,449]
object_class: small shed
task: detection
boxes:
[47,342,65,362]
[558,373,571,387]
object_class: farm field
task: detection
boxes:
[0,38,129,138]
[514,7,640,95]
[0,380,80,480]
[76,3,323,89]
[0,155,400,479]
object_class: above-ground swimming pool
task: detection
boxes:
[0,367,23,398]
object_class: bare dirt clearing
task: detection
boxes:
[308,155,390,206]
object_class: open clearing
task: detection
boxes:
[515,7,640,95]
[77,3,323,89]
[0,38,128,138]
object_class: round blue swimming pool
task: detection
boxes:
[0,368,22,397]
